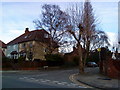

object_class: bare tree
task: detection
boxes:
[66,1,110,73]
[81,1,110,66]
[33,4,69,54]
[66,3,85,73]
[90,30,110,50]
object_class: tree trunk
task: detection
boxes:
[83,52,87,67]
[83,41,90,67]
[78,44,84,73]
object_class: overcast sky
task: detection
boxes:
[0,0,119,50]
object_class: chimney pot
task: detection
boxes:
[25,28,29,33]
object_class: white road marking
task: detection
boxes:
[23,77,27,78]
[52,81,59,83]
[19,77,28,79]
[67,84,72,86]
[60,82,68,85]
[34,80,39,82]
[57,82,66,85]
[19,76,83,88]
[41,80,47,83]
[70,83,78,86]
[78,86,84,88]
[29,78,35,80]
[44,79,51,82]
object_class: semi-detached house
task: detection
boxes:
[6,28,58,61]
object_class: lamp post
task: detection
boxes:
[97,48,102,73]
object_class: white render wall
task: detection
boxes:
[6,44,19,58]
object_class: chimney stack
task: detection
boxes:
[25,28,29,34]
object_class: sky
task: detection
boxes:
[0,0,119,52]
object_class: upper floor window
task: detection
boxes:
[13,45,16,49]
[24,35,28,38]
[29,43,32,48]
[22,43,26,48]
[7,45,11,50]
[24,35,31,39]
[8,46,11,48]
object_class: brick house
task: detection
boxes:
[64,47,78,62]
[6,28,58,61]
[64,46,86,63]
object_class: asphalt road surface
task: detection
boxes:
[2,68,86,89]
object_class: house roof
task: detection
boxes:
[0,40,7,48]
[7,28,51,45]
[64,46,86,56]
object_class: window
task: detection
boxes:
[24,35,28,38]
[24,35,31,38]
[22,43,26,48]
[29,43,32,48]
[14,55,17,59]
[7,45,11,50]
[13,45,16,49]
[7,54,10,57]
[20,53,26,57]
[44,48,49,53]
[43,48,46,52]
[8,46,11,48]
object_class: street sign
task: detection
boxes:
[97,48,101,52]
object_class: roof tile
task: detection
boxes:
[7,29,50,45]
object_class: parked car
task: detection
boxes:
[86,62,98,67]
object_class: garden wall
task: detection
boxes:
[100,59,120,79]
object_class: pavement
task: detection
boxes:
[70,67,120,90]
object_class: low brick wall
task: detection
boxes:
[107,59,120,79]
[100,59,120,79]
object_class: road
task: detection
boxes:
[2,68,86,88]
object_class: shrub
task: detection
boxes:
[45,54,63,62]
[2,56,11,63]
[90,52,99,63]
[45,54,64,66]
[18,56,25,63]
[2,56,13,68]
[73,56,79,65]
[63,62,75,67]
[63,56,79,68]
